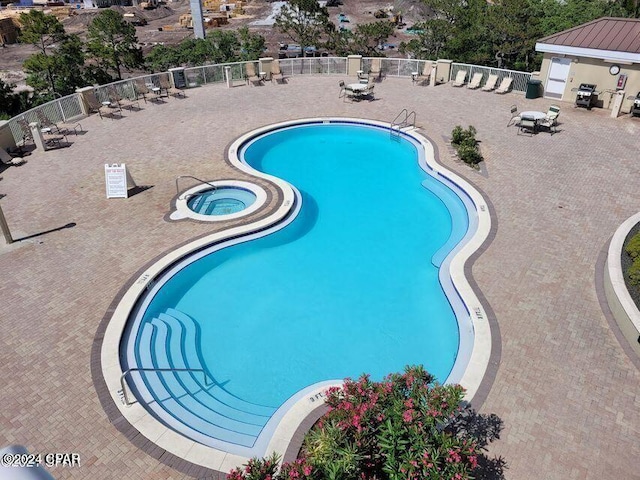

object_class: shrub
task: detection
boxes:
[628,258,640,286]
[227,452,280,480]
[228,366,504,480]
[451,125,477,148]
[625,232,640,259]
[451,126,483,168]
[457,144,483,166]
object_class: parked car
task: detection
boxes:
[278,44,325,58]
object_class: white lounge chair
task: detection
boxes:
[451,70,467,87]
[467,72,483,89]
[481,74,499,92]
[495,77,513,94]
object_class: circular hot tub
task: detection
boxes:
[171,180,267,222]
[188,187,257,216]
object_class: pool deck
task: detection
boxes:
[0,75,639,479]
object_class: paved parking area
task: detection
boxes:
[0,74,639,480]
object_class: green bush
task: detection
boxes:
[625,232,640,259]
[628,258,640,286]
[451,125,483,167]
[451,125,477,147]
[457,144,483,165]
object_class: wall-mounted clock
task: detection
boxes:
[609,64,620,75]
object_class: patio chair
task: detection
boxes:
[451,70,467,87]
[517,115,536,136]
[507,105,520,127]
[467,72,483,89]
[368,58,382,81]
[538,105,560,134]
[134,78,150,103]
[86,90,120,119]
[245,62,263,86]
[338,80,346,97]
[343,84,358,102]
[362,84,375,100]
[36,110,83,136]
[17,118,66,148]
[271,60,284,84]
[481,74,499,92]
[108,85,141,110]
[159,74,185,98]
[414,61,431,86]
[495,77,513,94]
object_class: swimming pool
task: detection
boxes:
[108,119,490,465]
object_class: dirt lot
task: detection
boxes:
[0,0,427,87]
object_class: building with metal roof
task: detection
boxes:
[535,17,640,114]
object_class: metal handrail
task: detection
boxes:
[390,109,416,138]
[120,367,212,406]
[175,175,218,201]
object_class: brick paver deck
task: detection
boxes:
[0,75,638,480]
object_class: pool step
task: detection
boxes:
[132,309,276,448]
[163,309,276,417]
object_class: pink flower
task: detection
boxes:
[402,409,414,423]
[303,465,312,476]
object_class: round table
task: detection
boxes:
[521,111,546,120]
[347,83,368,92]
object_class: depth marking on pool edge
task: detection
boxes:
[309,391,327,403]
[136,274,151,285]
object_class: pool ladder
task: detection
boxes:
[119,367,213,406]
[390,109,416,140]
[175,175,218,201]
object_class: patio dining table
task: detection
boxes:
[521,111,546,121]
[347,83,369,92]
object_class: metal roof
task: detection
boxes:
[538,17,640,54]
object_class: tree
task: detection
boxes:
[400,0,491,63]
[275,0,331,57]
[87,9,143,80]
[328,21,395,56]
[0,80,33,119]
[145,28,266,72]
[19,10,84,97]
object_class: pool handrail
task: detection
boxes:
[175,175,218,201]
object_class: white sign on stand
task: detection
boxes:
[105,163,135,198]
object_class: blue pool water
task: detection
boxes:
[187,187,256,215]
[123,122,471,452]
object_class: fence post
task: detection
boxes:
[259,57,273,81]
[436,59,453,84]
[347,55,363,77]
[75,86,95,116]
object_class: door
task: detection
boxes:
[545,57,571,99]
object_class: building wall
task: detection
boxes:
[540,53,640,113]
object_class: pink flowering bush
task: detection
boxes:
[228,366,503,480]
[227,452,280,480]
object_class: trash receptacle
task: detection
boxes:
[526,79,542,99]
